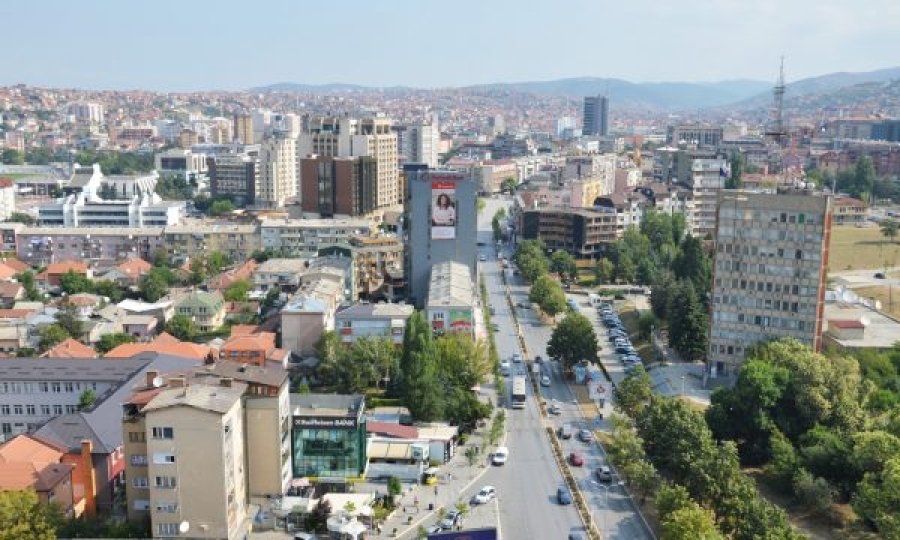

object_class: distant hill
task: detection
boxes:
[250,66,900,111]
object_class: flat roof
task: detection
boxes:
[290,393,364,418]
[142,384,245,414]
[427,261,474,308]
[336,303,414,320]
[824,302,900,349]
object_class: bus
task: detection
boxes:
[511,376,527,409]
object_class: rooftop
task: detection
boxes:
[427,261,474,308]
[0,357,146,382]
[142,384,245,415]
[256,258,309,274]
[336,303,414,320]
[824,302,900,349]
[290,393,365,418]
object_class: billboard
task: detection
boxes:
[431,181,457,240]
[449,309,473,333]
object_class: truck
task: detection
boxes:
[511,376,527,409]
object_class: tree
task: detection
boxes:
[0,489,59,540]
[792,469,833,514]
[0,148,24,165]
[59,270,92,295]
[138,270,168,302]
[621,458,659,502]
[673,235,710,299]
[39,324,69,351]
[615,367,652,418]
[78,388,97,410]
[547,311,598,371]
[594,258,615,284]
[15,271,42,301]
[7,212,35,225]
[666,280,708,361]
[206,251,230,274]
[650,271,674,320]
[638,311,656,341]
[96,333,136,354]
[165,314,197,342]
[435,332,490,390]
[209,199,235,216]
[550,250,577,281]
[853,455,900,536]
[656,482,693,521]
[726,151,744,190]
[851,430,900,474]
[528,274,566,317]
[399,311,443,421]
[881,220,899,244]
[189,257,207,285]
[223,279,252,302]
[92,280,124,303]
[387,476,402,499]
[662,504,723,540]
[764,430,799,493]
[501,177,517,193]
[55,303,83,339]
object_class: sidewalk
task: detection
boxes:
[374,386,501,538]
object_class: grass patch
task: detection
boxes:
[829,225,900,272]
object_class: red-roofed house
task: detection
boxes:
[0,258,30,274]
[113,258,153,286]
[832,196,868,225]
[219,326,279,367]
[0,280,24,307]
[207,259,258,291]
[41,338,98,359]
[828,319,866,340]
[0,434,76,516]
[104,334,213,362]
[41,261,91,287]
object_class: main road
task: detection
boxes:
[481,196,655,540]
[473,197,586,540]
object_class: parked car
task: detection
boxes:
[596,466,613,483]
[569,452,585,466]
[875,272,886,279]
[440,509,461,529]
[426,525,442,535]
[558,424,573,439]
[512,353,522,363]
[541,375,551,387]
[534,355,542,363]
[479,254,487,262]
[492,446,509,465]
[548,402,562,415]
[472,485,496,504]
[578,429,593,443]
[557,487,573,505]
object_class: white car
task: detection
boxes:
[479,254,487,262]
[512,353,522,363]
[492,446,509,465]
[541,375,551,387]
[472,485,497,504]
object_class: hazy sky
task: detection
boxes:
[2,0,899,90]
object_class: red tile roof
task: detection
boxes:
[117,258,152,278]
[830,319,865,329]
[105,341,212,361]
[366,421,418,439]
[0,259,30,273]
[46,261,89,275]
[41,338,97,359]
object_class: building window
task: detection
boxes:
[151,427,174,439]
[26,405,35,415]
[157,523,179,536]
[154,476,177,489]
[132,499,150,511]
[128,431,146,443]
[0,405,8,415]
[40,405,50,415]
[51,383,61,393]
[153,453,176,464]
[156,502,178,513]
[13,405,22,415]
[64,383,74,392]
[53,405,63,415]
[132,477,149,488]
[65,405,77,413]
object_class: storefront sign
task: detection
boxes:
[293,416,358,430]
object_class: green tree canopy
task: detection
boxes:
[0,489,59,540]
[400,311,443,421]
[550,250,577,280]
[165,314,197,342]
[528,274,567,317]
[223,279,252,302]
[38,324,69,351]
[96,333,136,354]
[546,311,598,370]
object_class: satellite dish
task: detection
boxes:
[179,521,190,534]
[152,376,164,388]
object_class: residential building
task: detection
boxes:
[16,227,165,265]
[0,178,16,221]
[473,159,519,194]
[832,196,868,225]
[280,277,344,357]
[684,158,728,238]
[708,191,832,380]
[348,235,404,299]
[299,155,378,217]
[582,95,609,137]
[207,259,259,292]
[162,223,260,263]
[253,258,308,293]
[259,218,374,259]
[41,260,90,287]
[289,394,367,479]
[257,134,298,208]
[233,114,254,144]
[219,326,278,367]
[398,116,440,168]
[0,434,75,515]
[406,169,477,306]
[426,261,475,337]
[208,152,258,206]
[173,291,225,333]
[68,102,105,125]
[41,338,97,358]
[335,303,414,345]
[298,116,400,208]
[104,332,212,362]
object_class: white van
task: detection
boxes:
[588,293,602,307]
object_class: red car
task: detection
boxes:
[569,452,584,467]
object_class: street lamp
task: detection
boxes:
[590,480,625,537]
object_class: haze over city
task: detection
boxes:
[3,0,900,90]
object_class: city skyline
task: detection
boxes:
[2,0,899,91]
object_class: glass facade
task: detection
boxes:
[291,417,367,478]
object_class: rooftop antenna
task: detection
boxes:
[766,56,787,146]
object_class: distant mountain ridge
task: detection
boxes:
[250,66,900,111]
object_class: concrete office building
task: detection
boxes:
[208,153,259,206]
[257,134,298,208]
[708,191,832,380]
[298,116,400,208]
[299,155,378,217]
[289,393,367,479]
[582,95,609,137]
[666,124,724,148]
[520,206,621,258]
[406,169,477,306]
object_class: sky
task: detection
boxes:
[2,0,899,91]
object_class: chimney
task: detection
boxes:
[169,376,186,388]
[145,370,159,387]
[220,377,233,388]
[80,439,96,518]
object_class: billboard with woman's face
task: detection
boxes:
[431,181,457,239]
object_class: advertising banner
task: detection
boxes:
[449,309,473,332]
[292,416,358,430]
[431,181,457,240]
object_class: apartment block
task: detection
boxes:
[685,158,728,238]
[257,134,298,208]
[298,116,400,208]
[162,223,260,262]
[259,217,374,259]
[708,191,832,379]
[233,114,254,145]
[16,227,165,265]
[299,155,378,217]
[208,153,259,206]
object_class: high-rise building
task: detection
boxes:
[405,169,477,306]
[233,114,254,144]
[257,134,298,208]
[68,102,105,125]
[208,153,259,206]
[488,115,506,136]
[399,116,440,168]
[298,116,400,208]
[708,191,832,380]
[582,95,609,137]
[299,155,377,217]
